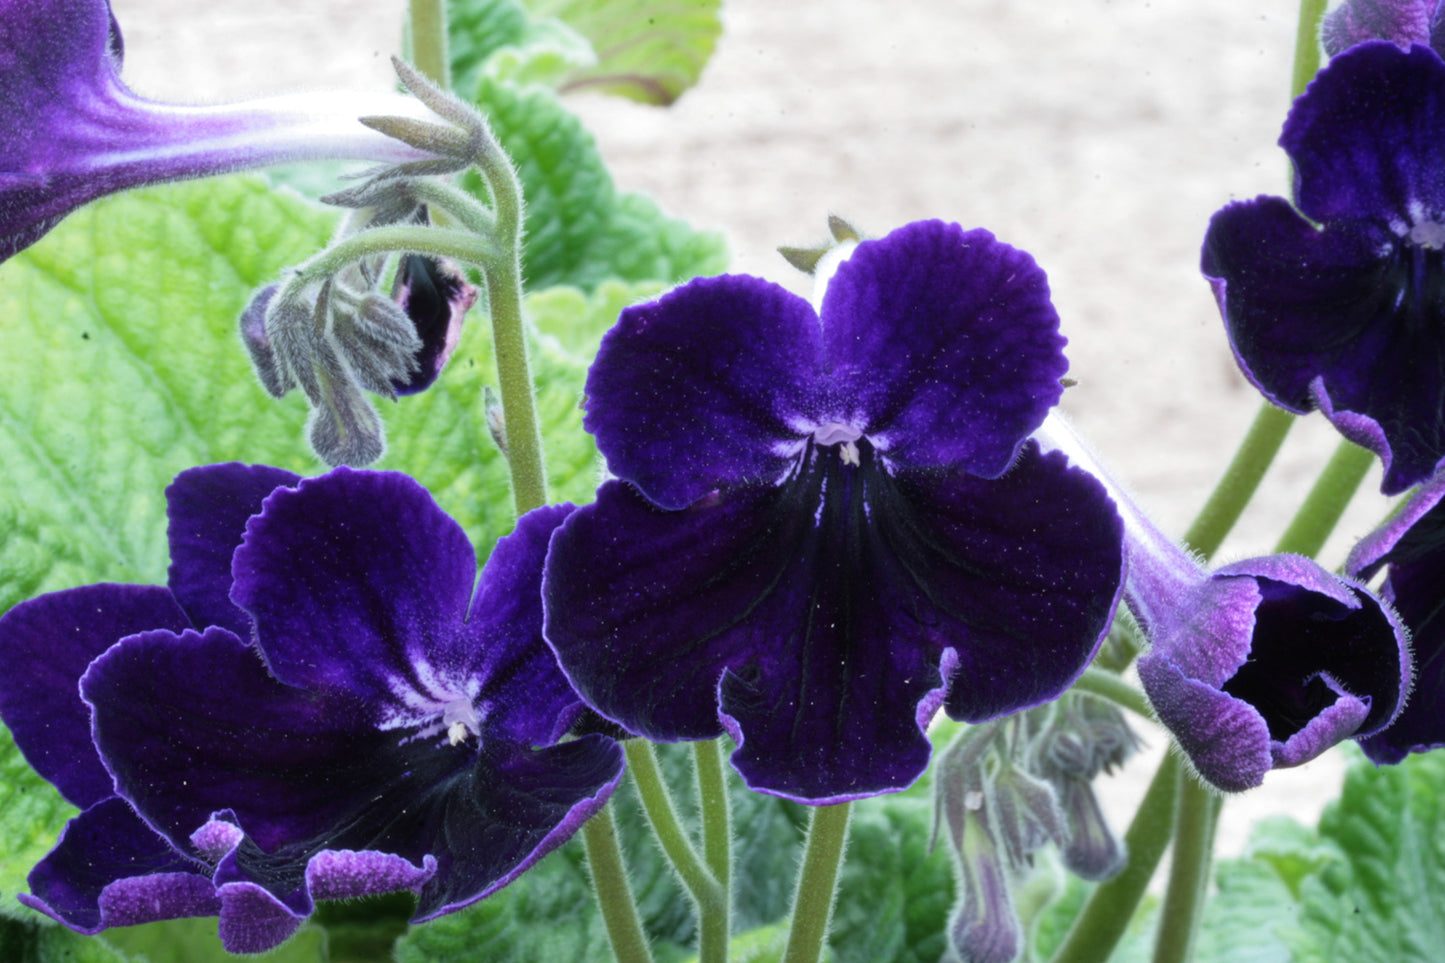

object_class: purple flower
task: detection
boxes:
[1038,418,1412,792]
[0,464,623,952]
[543,219,1126,805]
[1347,470,1445,763]
[1322,0,1445,56]
[1202,42,1445,494]
[0,0,436,262]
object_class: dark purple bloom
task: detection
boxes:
[1202,42,1445,494]
[544,219,1126,804]
[0,464,622,953]
[1322,0,1445,56]
[1347,470,1445,763]
[0,463,302,935]
[0,0,435,262]
[1039,418,1412,791]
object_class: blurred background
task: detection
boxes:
[113,0,1380,856]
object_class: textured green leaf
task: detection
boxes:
[831,797,954,963]
[472,76,727,292]
[448,0,594,96]
[1286,749,1445,963]
[528,0,723,105]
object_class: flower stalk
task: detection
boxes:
[781,802,852,963]
[1272,439,1375,558]
[1182,403,1294,560]
[581,806,656,963]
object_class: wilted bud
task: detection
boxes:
[388,254,474,395]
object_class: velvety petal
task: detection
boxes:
[231,468,480,712]
[0,583,188,807]
[819,220,1068,477]
[166,462,301,639]
[215,882,305,955]
[84,625,623,924]
[1286,43,1445,224]
[583,274,825,510]
[546,444,1121,802]
[0,0,432,262]
[1347,474,1445,762]
[21,797,217,933]
[1322,0,1439,56]
[465,502,583,747]
[1137,658,1274,792]
[1202,194,1445,493]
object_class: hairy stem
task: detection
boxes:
[1150,771,1218,963]
[408,0,451,90]
[781,802,851,963]
[1272,439,1374,557]
[1182,404,1293,560]
[581,806,655,963]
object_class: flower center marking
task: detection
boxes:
[812,421,864,466]
[441,697,482,747]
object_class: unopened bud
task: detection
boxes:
[949,809,1021,963]
[335,293,424,398]
[1055,776,1126,881]
[238,284,294,398]
[989,766,1068,870]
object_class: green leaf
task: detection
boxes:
[831,797,954,963]
[1286,749,1445,963]
[526,0,723,105]
[448,0,595,96]
[471,76,728,292]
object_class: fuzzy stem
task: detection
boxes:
[1150,770,1218,963]
[1290,0,1328,100]
[1071,667,1155,721]
[695,739,733,962]
[581,806,655,963]
[622,741,727,963]
[1272,439,1374,558]
[781,802,851,963]
[1047,752,1180,963]
[1182,404,1294,560]
[408,0,452,91]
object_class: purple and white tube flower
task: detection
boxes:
[0,0,439,262]
[1037,416,1411,792]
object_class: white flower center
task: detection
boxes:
[812,421,863,465]
[442,697,482,746]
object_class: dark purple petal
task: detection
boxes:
[1322,0,1439,56]
[1203,194,1445,494]
[0,583,188,807]
[215,881,305,955]
[231,468,479,708]
[1137,659,1273,793]
[545,444,1121,802]
[166,462,301,639]
[584,274,825,510]
[466,502,584,747]
[1286,43,1445,224]
[391,255,475,396]
[1347,474,1445,762]
[21,797,217,933]
[84,625,624,927]
[820,220,1068,477]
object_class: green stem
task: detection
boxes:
[471,127,548,514]
[781,802,851,963]
[1182,404,1294,560]
[622,741,725,900]
[1272,439,1374,557]
[1048,752,1180,963]
[282,225,500,291]
[1071,667,1155,721]
[695,739,733,962]
[581,806,655,963]
[408,0,451,90]
[1150,770,1218,963]
[1290,0,1328,100]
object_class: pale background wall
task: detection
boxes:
[111,0,1377,857]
